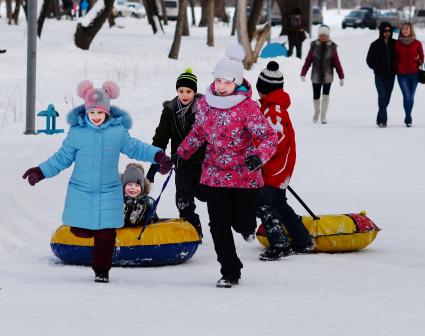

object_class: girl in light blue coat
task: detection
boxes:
[23,80,172,283]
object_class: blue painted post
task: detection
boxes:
[36,104,64,135]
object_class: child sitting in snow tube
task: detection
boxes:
[50,163,200,268]
[122,163,159,227]
[23,80,173,283]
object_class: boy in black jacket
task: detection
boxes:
[147,68,206,238]
[366,21,396,128]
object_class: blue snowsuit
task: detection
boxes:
[40,105,161,230]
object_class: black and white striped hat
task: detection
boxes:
[256,61,284,95]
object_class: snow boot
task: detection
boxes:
[216,274,240,288]
[259,246,294,261]
[313,99,320,123]
[293,239,315,253]
[94,271,109,283]
[321,95,329,124]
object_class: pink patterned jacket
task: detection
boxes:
[177,80,277,189]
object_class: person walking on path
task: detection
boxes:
[301,25,344,124]
[366,22,397,128]
[394,22,424,127]
[286,7,307,59]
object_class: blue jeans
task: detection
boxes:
[397,73,419,124]
[375,74,395,125]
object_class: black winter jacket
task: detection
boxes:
[366,36,396,78]
[152,94,206,167]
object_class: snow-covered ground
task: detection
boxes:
[1,7,425,336]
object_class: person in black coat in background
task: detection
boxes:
[366,22,396,128]
[286,7,307,59]
[147,68,206,238]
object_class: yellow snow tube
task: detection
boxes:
[256,211,380,252]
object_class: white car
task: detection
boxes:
[114,1,146,19]
[156,0,179,21]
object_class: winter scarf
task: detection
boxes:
[176,99,194,131]
[399,36,415,45]
[205,84,247,109]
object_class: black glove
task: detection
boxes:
[245,155,263,172]
[146,164,159,183]
[22,166,45,186]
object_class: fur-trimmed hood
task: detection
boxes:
[67,105,133,129]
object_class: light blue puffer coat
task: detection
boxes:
[39,105,161,230]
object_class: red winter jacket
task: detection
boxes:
[395,39,424,75]
[258,89,296,189]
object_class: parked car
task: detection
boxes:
[126,2,146,19]
[114,0,146,19]
[359,6,379,29]
[342,10,370,29]
[312,6,323,25]
[156,0,179,21]
[376,10,402,30]
[413,9,425,27]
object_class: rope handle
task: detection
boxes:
[137,168,174,240]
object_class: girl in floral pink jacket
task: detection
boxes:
[177,45,277,288]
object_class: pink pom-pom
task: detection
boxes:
[77,80,94,99]
[102,81,120,99]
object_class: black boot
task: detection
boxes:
[292,239,315,253]
[94,271,109,283]
[259,246,294,261]
[216,274,240,288]
[180,211,203,239]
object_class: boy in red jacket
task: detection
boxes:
[256,61,313,261]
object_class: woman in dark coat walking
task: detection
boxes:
[366,21,397,128]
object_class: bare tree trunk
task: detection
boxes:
[168,0,188,59]
[159,0,168,25]
[214,0,227,23]
[143,0,158,34]
[108,10,116,27]
[236,0,254,69]
[199,0,208,27]
[6,0,12,24]
[11,0,23,24]
[274,0,285,35]
[38,0,53,36]
[188,0,196,26]
[74,0,115,50]
[144,0,164,34]
[252,24,270,62]
[52,0,60,18]
[182,7,189,36]
[247,0,265,41]
[231,0,237,36]
[207,0,214,46]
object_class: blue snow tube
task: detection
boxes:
[50,219,200,266]
[260,43,288,58]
